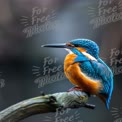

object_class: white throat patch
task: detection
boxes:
[65,48,73,54]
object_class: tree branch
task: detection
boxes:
[0,90,95,122]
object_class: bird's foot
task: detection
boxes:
[68,86,83,92]
[68,87,91,97]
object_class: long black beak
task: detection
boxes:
[41,43,68,48]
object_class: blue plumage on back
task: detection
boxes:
[97,58,113,109]
[71,39,113,109]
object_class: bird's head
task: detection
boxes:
[41,39,99,59]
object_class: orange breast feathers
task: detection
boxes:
[64,53,102,95]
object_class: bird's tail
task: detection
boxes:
[98,94,107,107]
[98,90,113,110]
[106,83,113,110]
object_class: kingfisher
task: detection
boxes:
[41,39,113,109]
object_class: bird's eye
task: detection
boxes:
[75,44,79,47]
[66,43,75,47]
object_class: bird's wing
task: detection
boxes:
[74,53,90,62]
[74,55,113,109]
[90,58,113,109]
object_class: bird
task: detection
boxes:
[41,38,113,109]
